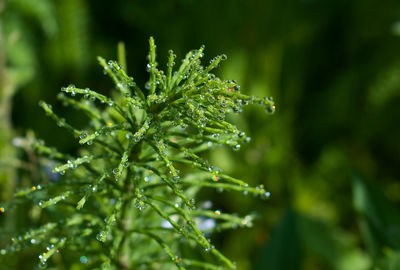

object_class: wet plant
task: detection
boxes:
[0,38,275,269]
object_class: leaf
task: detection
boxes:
[253,208,301,270]
[297,213,370,270]
[352,173,400,258]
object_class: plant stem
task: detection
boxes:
[0,0,16,201]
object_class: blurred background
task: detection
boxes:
[1,0,400,269]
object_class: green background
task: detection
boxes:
[2,0,400,269]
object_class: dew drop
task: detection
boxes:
[96,231,106,242]
[80,255,88,264]
[79,132,87,140]
[232,144,241,151]
[265,104,276,114]
[262,191,271,199]
[38,262,47,269]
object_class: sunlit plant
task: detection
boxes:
[0,38,275,269]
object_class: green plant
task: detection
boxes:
[0,37,274,269]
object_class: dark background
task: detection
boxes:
[2,0,400,269]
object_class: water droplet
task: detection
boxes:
[215,210,221,215]
[232,144,241,151]
[38,201,44,206]
[189,199,196,210]
[96,231,106,242]
[80,255,88,264]
[256,184,264,190]
[0,207,5,213]
[203,244,215,252]
[172,175,180,182]
[212,175,220,182]
[262,191,271,199]
[38,261,47,269]
[265,104,276,114]
[30,239,36,244]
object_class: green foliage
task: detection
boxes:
[0,38,274,269]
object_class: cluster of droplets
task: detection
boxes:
[61,84,76,96]
[0,223,58,257]
[134,192,147,211]
[15,38,276,270]
[53,155,92,175]
[38,192,70,208]
[256,184,271,200]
